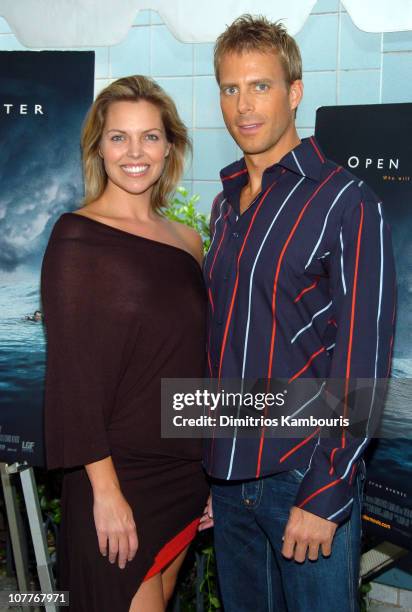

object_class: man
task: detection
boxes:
[24,310,43,322]
[198,14,396,612]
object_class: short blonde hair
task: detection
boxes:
[214,14,302,86]
[81,75,191,212]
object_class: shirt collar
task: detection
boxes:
[220,136,326,199]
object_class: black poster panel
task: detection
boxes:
[316,104,412,548]
[0,51,94,467]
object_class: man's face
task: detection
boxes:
[218,50,302,157]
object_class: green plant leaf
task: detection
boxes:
[164,187,211,253]
[176,186,188,197]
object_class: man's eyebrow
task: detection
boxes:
[220,78,276,88]
[248,78,275,85]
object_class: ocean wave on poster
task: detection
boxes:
[0,0,317,47]
[0,277,45,399]
[0,172,81,273]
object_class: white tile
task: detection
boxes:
[296,14,338,71]
[150,11,164,24]
[193,180,222,214]
[194,76,224,128]
[194,43,214,75]
[0,33,26,50]
[383,31,412,52]
[298,128,314,139]
[297,71,336,127]
[339,13,381,70]
[94,79,111,98]
[151,25,192,77]
[93,46,109,79]
[193,129,236,181]
[110,26,150,78]
[0,16,12,33]
[132,9,151,25]
[156,76,194,128]
[313,0,339,12]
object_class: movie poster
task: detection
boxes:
[316,103,412,548]
[0,51,94,466]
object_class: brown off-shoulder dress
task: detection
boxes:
[41,212,209,612]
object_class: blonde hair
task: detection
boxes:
[214,14,302,86]
[81,75,191,212]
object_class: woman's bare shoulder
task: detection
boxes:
[166,219,204,265]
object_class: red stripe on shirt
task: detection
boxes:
[288,346,326,383]
[255,169,340,477]
[267,169,339,383]
[208,287,215,314]
[329,447,339,475]
[297,478,342,509]
[218,182,276,381]
[279,427,321,463]
[310,136,325,163]
[294,277,319,303]
[206,289,215,376]
[342,202,364,448]
[222,168,248,181]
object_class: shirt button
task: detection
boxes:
[232,232,239,239]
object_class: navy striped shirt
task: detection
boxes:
[202,136,396,523]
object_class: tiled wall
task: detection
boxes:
[1,1,412,213]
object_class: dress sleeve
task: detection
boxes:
[41,221,126,469]
[293,186,396,523]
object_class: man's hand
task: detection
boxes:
[281,506,337,562]
[198,494,214,531]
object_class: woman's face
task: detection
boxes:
[99,99,171,197]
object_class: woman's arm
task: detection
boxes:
[41,216,140,568]
[86,457,138,568]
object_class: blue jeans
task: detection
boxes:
[212,467,365,612]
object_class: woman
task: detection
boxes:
[41,76,209,611]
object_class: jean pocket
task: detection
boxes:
[270,468,305,486]
[211,481,242,505]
